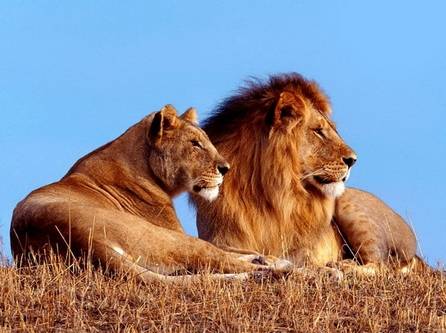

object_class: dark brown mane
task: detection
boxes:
[202,73,331,141]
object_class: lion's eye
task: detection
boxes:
[191,140,203,148]
[314,128,325,138]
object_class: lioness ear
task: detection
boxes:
[160,104,178,129]
[181,107,198,124]
[148,104,178,145]
[271,91,305,134]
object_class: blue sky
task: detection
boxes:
[0,1,444,264]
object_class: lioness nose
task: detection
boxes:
[217,163,230,176]
[343,156,357,168]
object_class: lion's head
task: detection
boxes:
[201,73,356,202]
[272,90,357,199]
[147,104,229,201]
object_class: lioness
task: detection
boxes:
[191,73,418,272]
[11,105,289,282]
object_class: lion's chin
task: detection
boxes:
[194,186,220,202]
[319,181,345,198]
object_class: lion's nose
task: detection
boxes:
[217,163,230,176]
[342,156,357,168]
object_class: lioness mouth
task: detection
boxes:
[193,185,219,192]
[193,185,220,202]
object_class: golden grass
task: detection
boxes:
[0,255,444,333]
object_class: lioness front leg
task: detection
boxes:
[107,245,256,284]
[80,208,292,282]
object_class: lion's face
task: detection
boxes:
[299,106,356,198]
[147,105,229,201]
[271,91,356,198]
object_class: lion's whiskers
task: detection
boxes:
[301,168,325,181]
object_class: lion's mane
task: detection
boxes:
[192,73,342,264]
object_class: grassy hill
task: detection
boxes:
[0,257,444,332]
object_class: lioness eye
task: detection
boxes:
[191,140,202,148]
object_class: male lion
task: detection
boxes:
[191,73,418,272]
[11,105,289,283]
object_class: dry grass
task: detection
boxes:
[0,256,444,333]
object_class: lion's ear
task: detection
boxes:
[270,91,305,134]
[148,104,178,145]
[181,107,198,124]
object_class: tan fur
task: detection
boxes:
[191,74,357,266]
[10,105,290,283]
[335,188,418,267]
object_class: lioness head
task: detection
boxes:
[270,85,356,198]
[147,104,229,201]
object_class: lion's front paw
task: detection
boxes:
[250,268,292,282]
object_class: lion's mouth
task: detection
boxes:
[193,185,203,192]
[312,175,346,198]
[314,175,333,185]
[342,169,351,182]
[314,170,350,185]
